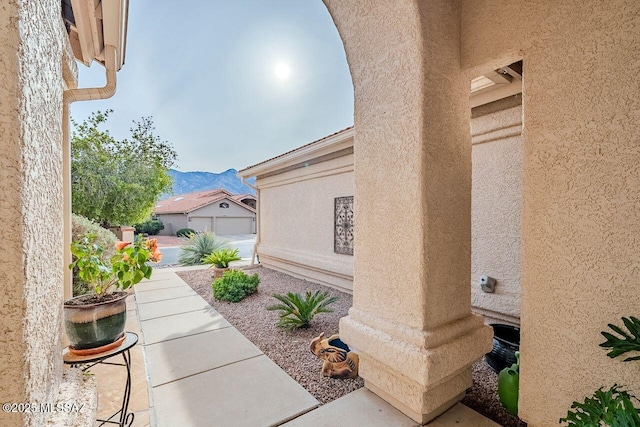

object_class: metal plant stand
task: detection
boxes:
[63,332,138,427]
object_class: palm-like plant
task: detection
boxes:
[203,248,241,268]
[266,290,339,331]
[178,231,229,266]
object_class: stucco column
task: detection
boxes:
[1,1,77,425]
[324,0,492,423]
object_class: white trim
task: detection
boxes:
[238,128,354,178]
[257,164,354,190]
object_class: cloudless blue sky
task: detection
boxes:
[71,1,354,173]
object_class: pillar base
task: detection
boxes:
[340,308,492,424]
[366,380,466,424]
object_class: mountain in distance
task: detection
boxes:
[166,169,256,197]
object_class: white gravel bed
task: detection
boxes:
[176,266,364,404]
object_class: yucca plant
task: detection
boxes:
[178,231,229,266]
[266,290,339,331]
[560,317,640,425]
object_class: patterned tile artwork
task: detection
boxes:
[334,196,354,255]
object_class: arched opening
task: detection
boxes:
[4,1,635,426]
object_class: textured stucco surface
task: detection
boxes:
[0,1,66,426]
[462,1,640,425]
[257,152,354,291]
[325,0,492,422]
[471,103,522,325]
[0,0,26,421]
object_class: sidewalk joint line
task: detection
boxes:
[150,354,264,388]
[142,325,234,345]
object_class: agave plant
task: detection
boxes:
[266,290,339,331]
[178,231,229,266]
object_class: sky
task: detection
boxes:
[70,1,354,173]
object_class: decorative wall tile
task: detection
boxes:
[334,196,354,255]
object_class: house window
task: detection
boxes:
[334,196,354,255]
[219,202,229,208]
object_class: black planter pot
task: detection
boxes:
[485,323,520,373]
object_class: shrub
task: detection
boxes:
[178,231,228,265]
[266,290,339,331]
[212,270,260,302]
[134,219,164,235]
[71,214,118,296]
[203,248,241,268]
[176,228,195,237]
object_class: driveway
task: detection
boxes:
[155,234,256,267]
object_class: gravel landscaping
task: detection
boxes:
[176,266,364,404]
[177,266,527,426]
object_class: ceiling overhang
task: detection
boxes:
[470,61,523,108]
[62,0,129,71]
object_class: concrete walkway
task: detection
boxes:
[134,268,318,427]
[133,268,499,427]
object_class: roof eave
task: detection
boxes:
[238,127,354,178]
[69,0,129,70]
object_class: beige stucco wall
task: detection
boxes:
[471,99,523,326]
[324,0,639,424]
[256,153,354,292]
[461,1,640,425]
[0,1,70,425]
[326,0,493,423]
[157,213,187,235]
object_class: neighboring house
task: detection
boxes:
[238,128,354,292]
[155,189,256,235]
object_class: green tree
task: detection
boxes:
[71,110,177,227]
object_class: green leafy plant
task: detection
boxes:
[176,228,195,237]
[266,291,339,331]
[560,386,640,426]
[212,270,260,303]
[70,233,162,299]
[600,316,640,361]
[71,110,176,227]
[134,219,164,235]
[178,231,228,265]
[71,214,118,296]
[203,248,241,268]
[560,317,640,425]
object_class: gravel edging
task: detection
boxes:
[176,266,364,404]
[177,266,527,426]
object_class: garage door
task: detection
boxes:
[215,217,253,235]
[190,217,213,232]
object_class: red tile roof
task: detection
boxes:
[155,189,255,214]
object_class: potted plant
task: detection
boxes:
[203,248,241,278]
[64,233,162,355]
